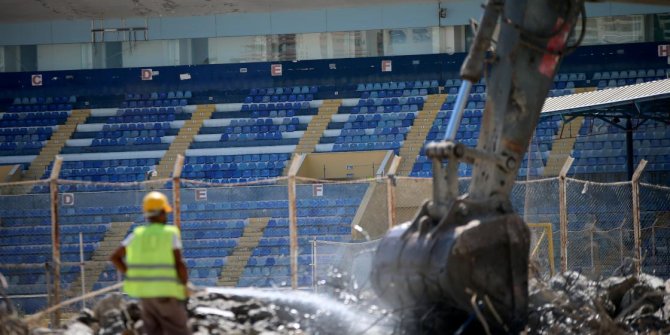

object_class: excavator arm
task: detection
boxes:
[371,0,585,332]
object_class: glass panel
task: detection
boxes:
[651,13,670,42]
[268,34,296,61]
[37,44,91,71]
[121,40,181,68]
[208,36,268,64]
[0,13,663,72]
[574,15,645,46]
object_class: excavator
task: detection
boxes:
[370,0,663,333]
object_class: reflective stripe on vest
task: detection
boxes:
[123,223,185,299]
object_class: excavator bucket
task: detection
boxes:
[371,202,530,333]
[370,0,583,331]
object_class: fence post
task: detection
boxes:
[559,157,574,273]
[49,156,63,327]
[619,222,626,264]
[651,224,656,266]
[311,238,317,293]
[590,226,596,277]
[386,156,402,229]
[172,154,185,230]
[287,156,303,289]
[45,262,54,327]
[631,159,647,276]
[79,232,86,308]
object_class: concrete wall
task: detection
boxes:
[351,182,389,240]
[1,2,668,46]
[297,151,392,180]
[351,177,433,240]
[0,164,22,182]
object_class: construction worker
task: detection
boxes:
[110,191,190,335]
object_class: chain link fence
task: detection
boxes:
[564,179,634,277]
[179,177,289,289]
[312,239,379,296]
[640,182,670,277]
[0,180,52,316]
[56,178,171,314]
[2,165,670,318]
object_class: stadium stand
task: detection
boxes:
[0,176,368,313]
[0,38,670,315]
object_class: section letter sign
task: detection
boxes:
[62,193,75,206]
[195,188,208,201]
[381,60,392,72]
[141,68,153,81]
[313,184,324,197]
[31,74,43,86]
[271,64,283,76]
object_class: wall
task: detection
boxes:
[37,44,93,71]
[0,2,668,46]
[0,165,22,182]
[350,182,388,240]
[297,151,392,179]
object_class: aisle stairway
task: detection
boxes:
[284,99,341,174]
[66,221,133,298]
[543,116,585,176]
[22,109,91,180]
[155,105,215,178]
[396,94,447,176]
[218,217,270,286]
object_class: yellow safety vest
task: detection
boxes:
[123,223,185,299]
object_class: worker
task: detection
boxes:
[110,191,190,335]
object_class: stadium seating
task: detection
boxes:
[182,154,290,183]
[0,109,71,157]
[570,118,670,175]
[316,96,425,154]
[409,94,559,178]
[245,86,317,103]
[1,62,670,315]
[0,191,144,313]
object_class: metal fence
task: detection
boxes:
[1,157,669,325]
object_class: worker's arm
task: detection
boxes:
[173,249,188,285]
[109,246,127,274]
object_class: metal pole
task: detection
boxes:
[652,225,656,267]
[172,154,185,230]
[79,232,86,308]
[523,138,535,222]
[632,159,647,275]
[287,156,302,289]
[545,225,555,277]
[559,157,574,273]
[288,175,297,289]
[443,81,472,141]
[590,227,596,277]
[619,223,625,264]
[311,238,317,293]
[626,119,635,180]
[49,156,63,327]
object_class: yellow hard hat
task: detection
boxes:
[142,191,172,214]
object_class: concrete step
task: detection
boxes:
[67,221,133,297]
[218,217,270,286]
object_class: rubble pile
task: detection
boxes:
[187,290,324,334]
[528,271,670,334]
[55,288,383,335]
[7,270,669,334]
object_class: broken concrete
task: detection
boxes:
[3,270,668,334]
[528,272,670,334]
